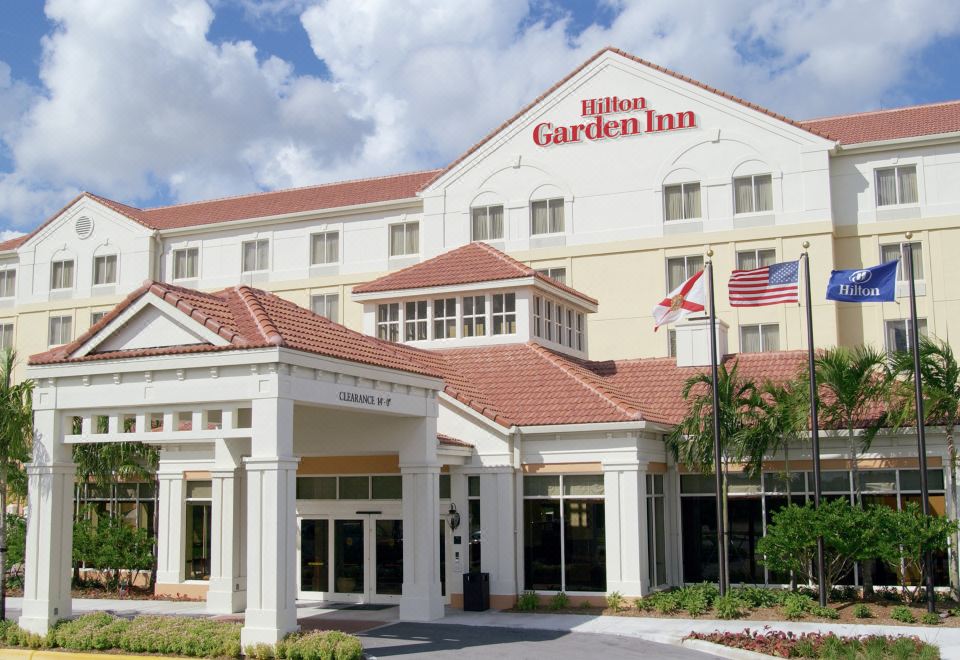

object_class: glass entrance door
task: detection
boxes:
[334,520,365,596]
[301,519,329,592]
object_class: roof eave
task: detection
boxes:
[834,130,960,155]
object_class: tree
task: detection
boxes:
[666,360,765,587]
[746,376,811,499]
[0,349,33,620]
[883,502,960,602]
[889,335,960,595]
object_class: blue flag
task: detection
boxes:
[826,261,898,302]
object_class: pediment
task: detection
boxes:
[72,292,231,357]
[19,194,151,253]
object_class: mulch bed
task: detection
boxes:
[5,585,201,602]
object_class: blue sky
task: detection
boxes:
[1,0,959,236]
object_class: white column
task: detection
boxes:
[20,408,74,635]
[603,461,648,597]
[480,469,517,606]
[155,465,186,586]
[241,396,298,647]
[399,465,444,620]
[207,438,247,614]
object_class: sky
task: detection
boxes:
[1,0,959,238]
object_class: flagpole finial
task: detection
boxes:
[802,240,810,250]
[905,231,913,240]
[706,248,714,258]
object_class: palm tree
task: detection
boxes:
[666,360,765,589]
[0,349,34,620]
[815,344,888,594]
[747,376,811,500]
[889,335,960,595]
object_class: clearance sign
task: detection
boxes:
[533,96,696,146]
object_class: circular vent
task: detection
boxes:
[75,216,94,239]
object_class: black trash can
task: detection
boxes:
[463,571,490,611]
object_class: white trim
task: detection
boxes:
[835,130,960,154]
[438,392,514,436]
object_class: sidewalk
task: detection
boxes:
[437,609,960,660]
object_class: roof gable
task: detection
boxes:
[352,241,597,305]
[421,47,834,192]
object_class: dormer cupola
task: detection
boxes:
[351,242,597,357]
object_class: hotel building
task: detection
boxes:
[8,48,960,644]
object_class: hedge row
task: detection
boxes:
[0,612,363,660]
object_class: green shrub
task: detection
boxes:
[713,594,747,620]
[647,590,680,614]
[50,612,130,650]
[605,591,624,610]
[282,631,362,660]
[245,643,276,659]
[782,593,814,620]
[890,605,916,624]
[920,611,941,626]
[549,592,569,610]
[730,586,778,609]
[680,590,709,617]
[811,605,839,620]
[852,603,873,618]
[516,591,538,611]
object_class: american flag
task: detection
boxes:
[728,261,799,307]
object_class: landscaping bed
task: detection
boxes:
[512,584,960,628]
[686,629,940,659]
[5,584,202,601]
[0,612,363,659]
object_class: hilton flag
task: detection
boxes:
[826,261,898,303]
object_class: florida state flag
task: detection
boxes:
[652,270,706,330]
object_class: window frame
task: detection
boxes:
[388,221,420,258]
[310,292,339,323]
[241,239,270,273]
[50,259,75,290]
[92,254,118,286]
[739,323,780,353]
[884,318,928,354]
[665,255,704,292]
[376,303,400,342]
[732,173,773,215]
[530,197,565,236]
[433,297,457,340]
[470,204,505,241]
[880,242,923,283]
[875,164,918,207]
[0,323,13,350]
[90,311,108,327]
[462,295,487,338]
[48,314,73,346]
[491,292,516,336]
[535,267,567,285]
[663,181,702,221]
[310,230,340,266]
[0,268,16,298]
[404,300,428,342]
[736,248,777,271]
[172,247,200,280]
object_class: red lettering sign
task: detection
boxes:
[534,95,696,147]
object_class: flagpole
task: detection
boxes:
[801,242,827,608]
[706,251,727,596]
[905,231,936,613]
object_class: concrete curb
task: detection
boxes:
[0,652,185,660]
[681,639,775,659]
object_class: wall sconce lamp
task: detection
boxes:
[448,502,461,530]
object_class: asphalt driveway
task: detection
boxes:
[359,622,716,659]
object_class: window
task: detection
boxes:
[666,255,704,291]
[533,296,543,338]
[733,174,773,214]
[48,315,72,346]
[51,259,74,290]
[376,303,400,342]
[523,474,605,592]
[876,165,918,206]
[0,269,15,298]
[553,303,563,342]
[404,300,428,341]
[740,323,780,353]
[544,300,554,341]
[536,267,567,285]
[0,323,12,349]
[185,480,212,580]
[311,231,339,265]
[492,293,516,335]
[646,474,667,587]
[242,239,269,272]
[173,248,199,280]
[531,198,564,235]
[75,482,155,536]
[389,222,419,257]
[576,312,584,351]
[90,311,108,326]
[668,329,677,358]
[433,298,456,339]
[885,318,928,353]
[565,309,574,347]
[468,476,481,572]
[93,254,118,285]
[664,182,701,221]
[736,248,776,271]
[462,295,486,337]
[310,293,339,323]
[880,242,923,282]
[471,205,504,241]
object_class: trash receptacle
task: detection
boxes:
[463,571,490,611]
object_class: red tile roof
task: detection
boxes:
[352,241,597,305]
[800,100,960,145]
[437,433,473,448]
[29,281,445,379]
[0,170,438,253]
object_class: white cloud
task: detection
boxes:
[1,0,959,230]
